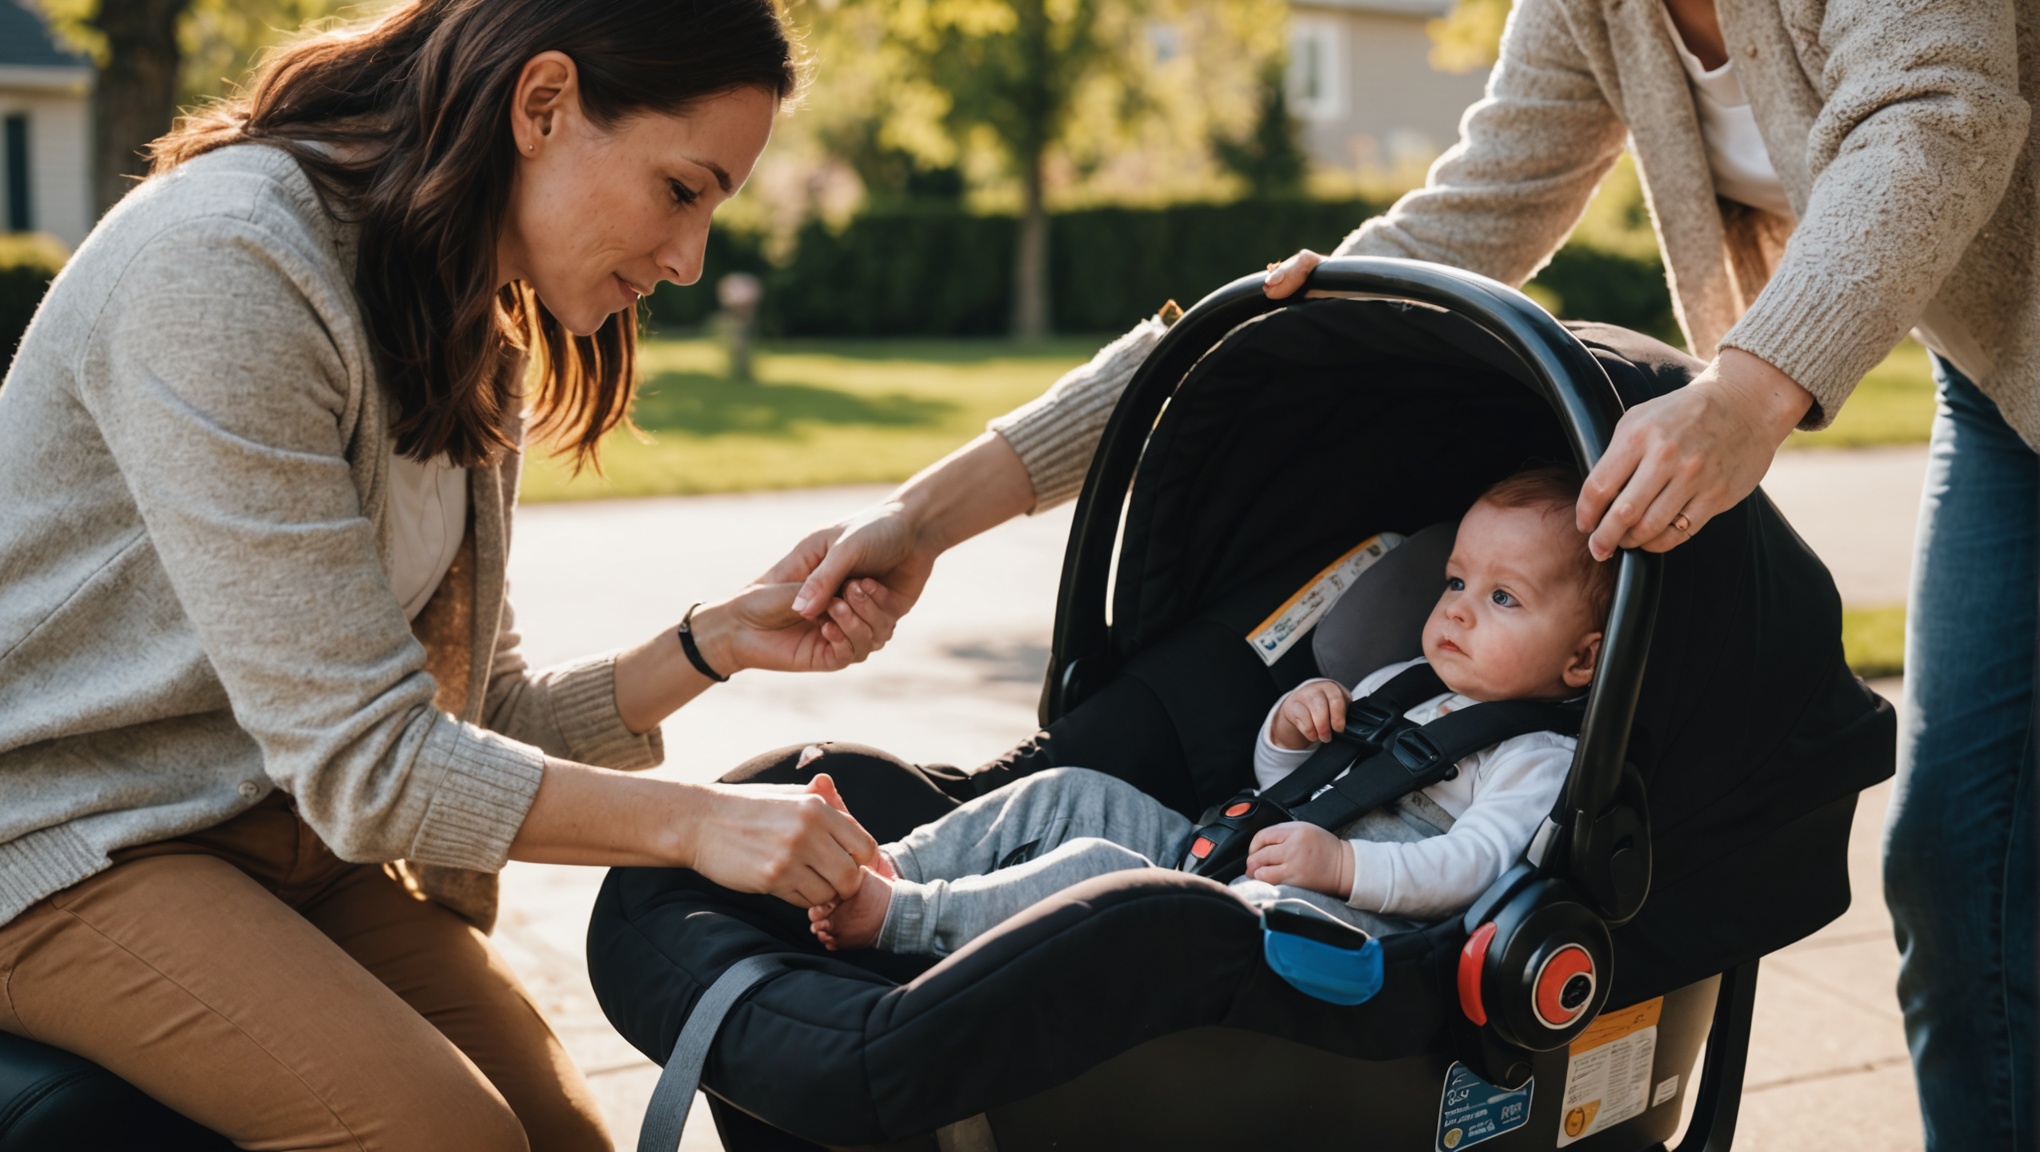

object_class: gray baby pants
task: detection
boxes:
[878,766,1448,956]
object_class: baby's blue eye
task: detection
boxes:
[1445,577,1465,592]
[1491,589,1518,607]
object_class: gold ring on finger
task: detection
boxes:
[1670,511,1694,535]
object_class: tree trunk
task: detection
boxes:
[1010,148,1049,340]
[90,0,191,215]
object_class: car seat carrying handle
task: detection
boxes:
[1178,664,1582,883]
[1050,258,1662,912]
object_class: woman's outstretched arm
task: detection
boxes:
[769,431,1041,627]
[510,763,876,905]
[768,313,1173,624]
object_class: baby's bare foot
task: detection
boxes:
[811,867,892,951]
[807,900,839,945]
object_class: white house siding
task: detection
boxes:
[1289,0,1490,173]
[0,81,91,249]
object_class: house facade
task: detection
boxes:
[1,0,93,250]
[1287,0,1489,173]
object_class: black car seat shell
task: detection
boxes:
[588,260,1895,1151]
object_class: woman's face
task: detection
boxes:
[499,53,777,336]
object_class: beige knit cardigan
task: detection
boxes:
[992,0,2037,508]
[0,145,662,931]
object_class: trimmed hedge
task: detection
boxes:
[0,234,65,376]
[650,198,1677,343]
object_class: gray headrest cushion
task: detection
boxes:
[1312,521,1458,688]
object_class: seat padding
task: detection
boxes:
[589,752,1463,1147]
[0,1032,231,1151]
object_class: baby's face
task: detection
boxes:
[1421,500,1603,702]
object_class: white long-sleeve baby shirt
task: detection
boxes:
[1252,658,1575,920]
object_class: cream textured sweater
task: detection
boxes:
[0,145,663,930]
[991,0,2036,506]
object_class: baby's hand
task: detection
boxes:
[1245,822,1355,899]
[1269,679,1349,749]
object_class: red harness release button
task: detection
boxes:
[1458,922,1498,1026]
[1190,837,1214,859]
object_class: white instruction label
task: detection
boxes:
[1651,1075,1680,1108]
[1556,998,1662,1146]
[1245,533,1404,666]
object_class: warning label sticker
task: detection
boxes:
[1245,533,1404,666]
[1556,997,1663,1147]
[1436,1062,1532,1151]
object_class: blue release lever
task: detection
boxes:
[1260,901,1385,1006]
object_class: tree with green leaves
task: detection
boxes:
[818,0,1284,338]
[1214,61,1307,199]
[1427,0,1510,74]
[36,0,363,214]
[883,0,1128,338]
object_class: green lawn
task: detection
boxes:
[521,334,1937,503]
[1843,605,1906,680]
[1786,340,1935,450]
[521,336,1102,502]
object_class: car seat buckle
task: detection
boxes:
[1344,700,1402,745]
[1391,729,1443,774]
[1179,791,1293,882]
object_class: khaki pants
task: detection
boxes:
[0,795,608,1152]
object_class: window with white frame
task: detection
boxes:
[1287,13,1345,123]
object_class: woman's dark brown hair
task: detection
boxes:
[153,0,797,468]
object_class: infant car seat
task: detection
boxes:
[586,257,1894,1152]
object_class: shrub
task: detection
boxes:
[0,234,66,377]
[638,196,1679,342]
[643,225,772,334]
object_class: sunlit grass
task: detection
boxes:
[1843,604,1906,679]
[521,330,1937,503]
[1787,340,1935,450]
[520,336,1102,502]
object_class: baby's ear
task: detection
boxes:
[1563,631,1604,690]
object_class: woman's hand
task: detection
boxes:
[510,765,877,907]
[767,502,938,625]
[685,774,880,906]
[1263,249,1330,300]
[1576,349,1813,560]
[694,579,905,676]
[611,579,902,735]
[1246,822,1355,899]
[765,432,1038,626]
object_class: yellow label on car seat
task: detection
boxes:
[1245,533,1404,666]
[1556,997,1663,1146]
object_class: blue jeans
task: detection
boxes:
[1888,357,2037,1150]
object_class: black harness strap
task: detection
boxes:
[1257,664,1451,812]
[1288,698,1583,831]
[1178,663,1582,883]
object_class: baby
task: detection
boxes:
[811,466,1614,955]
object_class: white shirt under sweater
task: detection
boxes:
[387,450,468,620]
[1659,3,1794,220]
[1252,658,1576,921]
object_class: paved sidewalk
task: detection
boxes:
[495,444,1930,1150]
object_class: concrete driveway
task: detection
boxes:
[496,445,1930,1150]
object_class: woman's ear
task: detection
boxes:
[1563,631,1604,690]
[511,50,580,154]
